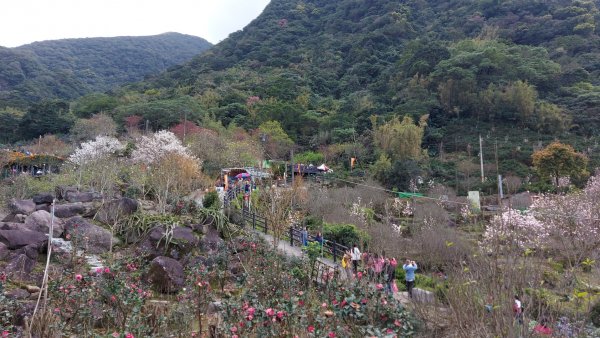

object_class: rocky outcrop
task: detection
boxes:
[148,256,185,293]
[65,191,97,203]
[63,216,119,254]
[8,199,36,215]
[0,242,8,260]
[54,203,86,218]
[95,198,138,225]
[0,230,48,250]
[55,186,78,201]
[139,226,199,260]
[24,210,64,237]
[32,193,54,205]
[5,253,36,278]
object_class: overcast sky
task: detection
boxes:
[0,0,271,47]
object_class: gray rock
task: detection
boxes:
[6,288,30,300]
[65,191,96,203]
[55,186,78,201]
[35,203,50,212]
[5,253,36,278]
[0,222,26,230]
[412,288,436,303]
[95,198,138,225]
[15,214,27,223]
[148,256,185,294]
[200,227,225,253]
[8,199,36,215]
[139,226,198,260]
[63,216,119,254]
[0,230,48,249]
[24,210,64,237]
[0,242,8,260]
[54,203,86,218]
[32,193,54,205]
[15,301,35,326]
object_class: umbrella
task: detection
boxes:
[235,172,251,179]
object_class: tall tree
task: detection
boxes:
[373,115,428,161]
[532,142,588,187]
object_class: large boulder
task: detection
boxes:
[5,253,36,279]
[139,226,198,260]
[0,230,48,249]
[148,256,185,293]
[32,193,54,205]
[54,203,86,218]
[8,199,36,215]
[0,242,8,260]
[55,186,78,201]
[413,288,436,303]
[199,226,225,254]
[24,210,64,237]
[65,191,97,203]
[95,198,138,225]
[63,216,120,254]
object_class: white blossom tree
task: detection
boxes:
[131,130,194,164]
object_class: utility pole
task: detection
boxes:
[495,140,503,205]
[290,148,294,186]
[479,134,485,183]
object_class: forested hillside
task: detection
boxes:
[5,0,600,193]
[0,33,212,107]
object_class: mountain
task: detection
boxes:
[0,33,212,107]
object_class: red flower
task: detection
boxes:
[357,271,363,279]
[1,331,9,337]
[104,267,111,274]
[75,274,83,281]
[298,300,305,306]
[125,333,134,338]
[265,308,275,317]
[307,326,315,333]
[246,307,255,316]
[394,319,402,327]
[276,311,285,319]
[328,332,336,338]
[332,299,339,306]
[387,328,394,334]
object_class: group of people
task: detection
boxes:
[300,227,323,246]
[340,244,419,298]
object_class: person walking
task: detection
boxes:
[373,254,385,282]
[403,259,418,298]
[384,257,397,294]
[351,244,361,274]
[301,227,308,246]
[513,295,523,325]
[341,252,353,281]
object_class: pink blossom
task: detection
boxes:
[104,267,111,274]
[75,274,83,281]
[387,328,394,334]
[341,300,347,307]
[328,332,336,338]
[125,333,134,338]
[276,311,285,319]
[2,331,9,337]
[376,283,384,290]
[232,335,239,338]
[246,307,255,316]
[246,315,253,321]
[96,267,103,274]
[265,308,275,317]
[394,319,402,327]
[111,333,119,338]
[321,302,327,308]
[307,326,315,333]
[357,271,363,279]
[230,326,238,333]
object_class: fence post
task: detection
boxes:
[332,241,337,263]
[290,227,294,246]
[252,212,256,230]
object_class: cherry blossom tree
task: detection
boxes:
[131,130,194,164]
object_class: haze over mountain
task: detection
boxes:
[0,32,212,107]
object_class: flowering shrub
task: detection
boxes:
[131,130,195,164]
[482,208,548,251]
[68,136,124,165]
[0,272,18,335]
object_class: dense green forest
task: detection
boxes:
[4,0,600,193]
[0,33,212,108]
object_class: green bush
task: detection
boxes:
[203,191,221,210]
[302,215,323,231]
[294,151,324,165]
[322,222,369,247]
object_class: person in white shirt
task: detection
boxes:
[351,244,361,273]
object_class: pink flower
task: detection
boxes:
[357,271,363,279]
[232,336,238,338]
[75,274,83,281]
[2,331,9,337]
[376,283,384,290]
[276,311,285,319]
[387,328,394,334]
[104,267,111,274]
[332,299,339,306]
[246,314,253,321]
[361,298,368,304]
[307,326,315,333]
[298,300,305,306]
[394,319,402,327]
[65,233,71,240]
[321,302,327,308]
[54,308,60,313]
[328,332,336,338]
[265,308,275,317]
[96,267,103,274]
[125,333,134,338]
[341,300,347,307]
[230,326,238,333]
[246,307,255,316]
[0,272,6,282]
[111,333,119,338]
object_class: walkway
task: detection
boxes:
[250,228,411,304]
